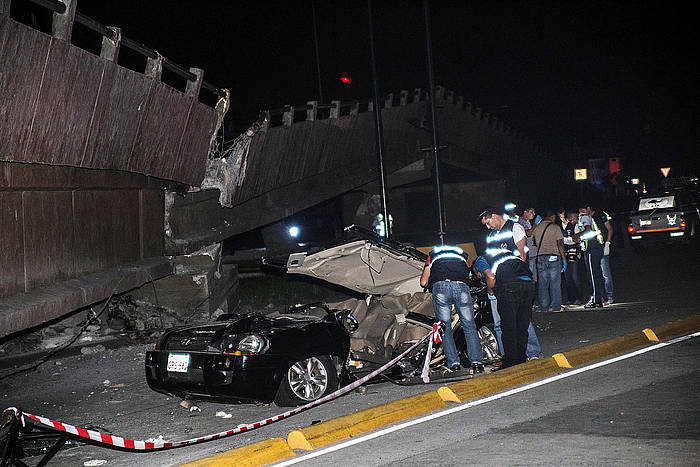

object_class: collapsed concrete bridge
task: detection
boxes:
[0,1,544,339]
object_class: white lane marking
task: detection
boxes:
[274,331,700,466]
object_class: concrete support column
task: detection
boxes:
[306,101,317,121]
[400,90,408,106]
[282,106,294,126]
[329,100,340,119]
[145,52,163,81]
[413,88,422,103]
[0,0,11,15]
[52,0,76,41]
[100,26,121,62]
[185,67,203,98]
[384,92,393,109]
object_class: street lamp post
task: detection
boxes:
[367,0,391,239]
[423,0,445,243]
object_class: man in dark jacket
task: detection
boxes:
[420,245,484,374]
[479,207,535,368]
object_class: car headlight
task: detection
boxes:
[237,335,269,355]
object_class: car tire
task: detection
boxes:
[274,355,338,407]
[478,325,500,363]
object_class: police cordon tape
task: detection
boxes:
[2,325,443,452]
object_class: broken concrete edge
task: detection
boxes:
[178,437,294,467]
[0,257,174,339]
[181,313,700,466]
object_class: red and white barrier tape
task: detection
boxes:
[4,326,439,452]
[421,322,444,383]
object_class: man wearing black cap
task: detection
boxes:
[478,207,535,368]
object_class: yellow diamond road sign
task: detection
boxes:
[660,167,670,177]
[574,168,588,180]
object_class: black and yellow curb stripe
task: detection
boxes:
[182,313,700,466]
[287,390,446,450]
[180,437,295,467]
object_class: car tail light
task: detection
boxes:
[627,224,635,233]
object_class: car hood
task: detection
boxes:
[160,313,326,351]
[286,239,425,296]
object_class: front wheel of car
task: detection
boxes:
[274,355,338,407]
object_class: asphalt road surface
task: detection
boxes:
[279,334,700,466]
[1,242,698,466]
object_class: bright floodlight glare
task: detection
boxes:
[288,226,300,238]
[504,202,516,211]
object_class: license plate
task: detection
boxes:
[640,220,651,226]
[167,353,190,373]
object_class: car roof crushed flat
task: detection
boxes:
[287,239,425,296]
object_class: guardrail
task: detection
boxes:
[2,0,226,103]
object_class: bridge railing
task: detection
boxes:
[261,86,530,147]
[1,0,226,105]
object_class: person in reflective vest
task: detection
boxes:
[478,207,535,369]
[472,256,542,362]
[373,213,393,237]
[574,204,607,308]
[419,245,484,374]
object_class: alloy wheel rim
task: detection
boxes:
[288,357,328,401]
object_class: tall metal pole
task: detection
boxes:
[423,0,445,243]
[367,0,391,238]
[311,0,324,104]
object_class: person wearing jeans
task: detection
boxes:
[431,281,483,371]
[531,210,567,312]
[537,255,563,311]
[601,253,614,303]
[420,245,484,374]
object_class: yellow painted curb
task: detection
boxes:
[437,358,561,403]
[179,437,294,467]
[651,314,700,340]
[561,331,650,367]
[552,353,572,368]
[642,328,659,341]
[287,391,446,450]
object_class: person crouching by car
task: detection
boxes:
[420,245,485,374]
[479,207,535,369]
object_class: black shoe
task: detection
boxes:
[583,302,603,309]
[471,362,485,374]
[450,363,461,372]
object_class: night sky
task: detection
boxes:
[59,1,700,198]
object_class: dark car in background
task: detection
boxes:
[628,192,699,244]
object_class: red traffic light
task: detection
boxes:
[340,76,352,84]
